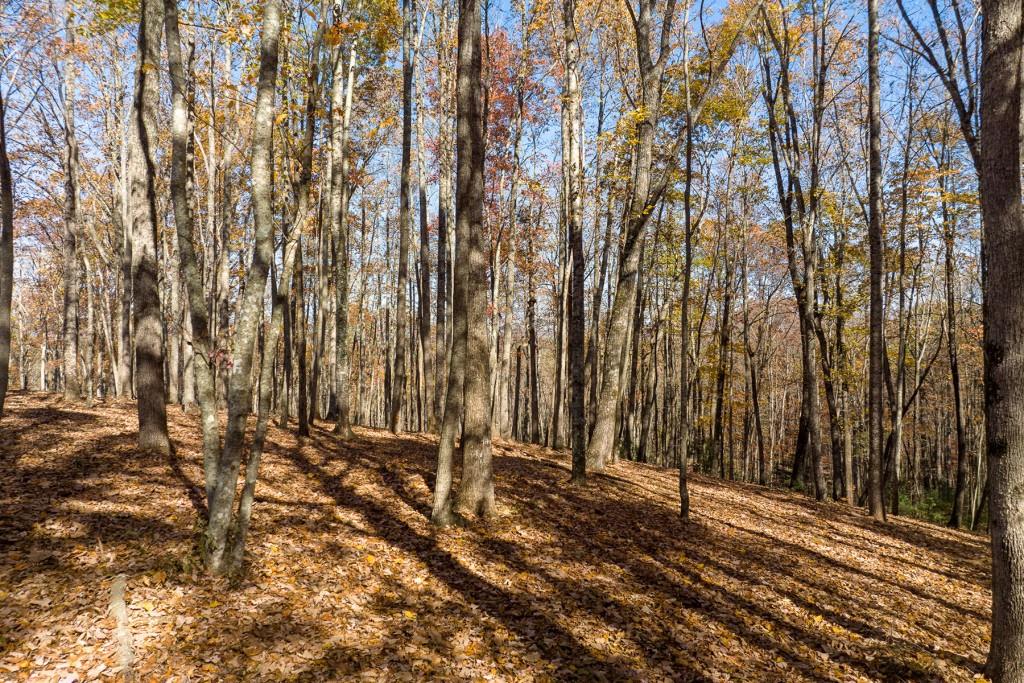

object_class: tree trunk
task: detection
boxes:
[390,0,413,434]
[62,12,82,402]
[867,0,886,521]
[944,172,970,527]
[166,0,219,499]
[204,0,281,574]
[980,0,1024,675]
[0,86,13,418]
[585,0,674,471]
[130,0,170,454]
[561,0,586,483]
[453,0,494,519]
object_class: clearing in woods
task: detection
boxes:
[0,392,990,681]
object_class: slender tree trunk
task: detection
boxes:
[297,239,310,436]
[391,0,414,434]
[527,219,541,444]
[62,13,82,402]
[331,37,356,438]
[585,0,674,471]
[561,0,586,483]
[204,0,281,574]
[415,54,434,433]
[944,179,970,527]
[130,0,170,454]
[0,88,14,418]
[167,0,219,499]
[867,0,886,521]
[679,111,694,518]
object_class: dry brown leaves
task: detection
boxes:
[0,392,990,682]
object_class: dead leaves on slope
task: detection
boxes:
[0,392,991,682]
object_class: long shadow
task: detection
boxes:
[718,493,991,590]
[759,488,986,560]
[168,448,208,520]
[712,515,988,622]
[280,440,661,681]
[350,428,987,678]
[340,432,904,678]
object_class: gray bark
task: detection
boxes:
[130,0,170,454]
[980,0,1024,676]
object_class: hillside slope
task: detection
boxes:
[0,392,990,681]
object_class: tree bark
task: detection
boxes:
[980,0,1024,676]
[331,30,356,438]
[62,12,82,402]
[204,0,281,574]
[562,0,586,483]
[130,0,171,455]
[867,0,886,520]
[391,0,414,434]
[585,0,675,471]
[0,87,13,418]
[453,0,495,519]
[943,154,970,527]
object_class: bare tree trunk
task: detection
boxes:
[549,227,567,449]
[453,0,494,519]
[117,138,133,398]
[679,105,694,519]
[867,0,886,520]
[0,88,14,417]
[83,257,95,404]
[204,0,281,574]
[167,0,219,498]
[527,222,541,444]
[980,0,1024,675]
[297,238,309,436]
[585,0,675,471]
[130,0,170,454]
[943,155,970,527]
[62,12,81,401]
[561,0,586,483]
[435,151,451,432]
[391,0,414,434]
[331,34,356,438]
[415,52,434,432]
[712,242,733,479]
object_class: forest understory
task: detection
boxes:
[0,392,990,682]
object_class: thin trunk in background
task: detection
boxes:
[867,0,886,521]
[0,87,13,417]
[62,10,81,401]
[391,0,413,433]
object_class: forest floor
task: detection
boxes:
[0,392,991,682]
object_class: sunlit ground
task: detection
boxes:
[0,392,990,681]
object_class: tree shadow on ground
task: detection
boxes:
[0,393,990,681]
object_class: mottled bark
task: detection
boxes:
[391,0,413,433]
[62,13,81,402]
[130,0,170,454]
[562,0,585,483]
[204,0,281,574]
[331,31,356,438]
[453,0,494,519]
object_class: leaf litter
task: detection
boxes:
[0,393,990,681]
